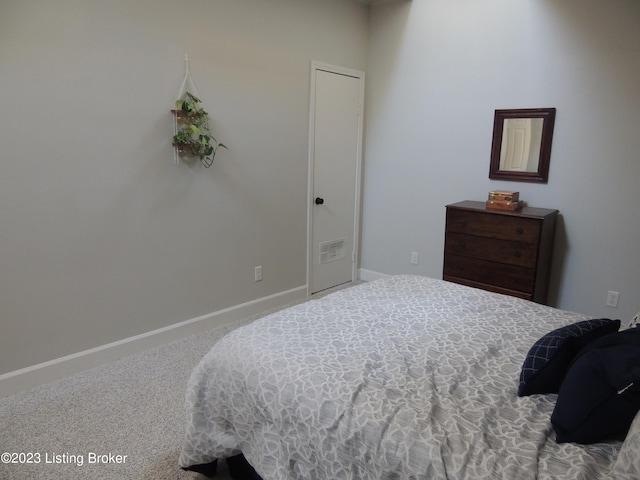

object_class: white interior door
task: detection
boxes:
[500,117,546,173]
[308,63,364,294]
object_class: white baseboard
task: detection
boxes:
[359,268,389,282]
[0,285,307,398]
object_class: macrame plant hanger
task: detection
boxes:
[173,55,200,164]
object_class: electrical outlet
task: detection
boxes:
[254,266,263,282]
[411,251,419,265]
[606,290,619,308]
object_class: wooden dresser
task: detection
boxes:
[443,200,558,304]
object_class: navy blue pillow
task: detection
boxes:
[518,318,620,396]
[551,328,640,444]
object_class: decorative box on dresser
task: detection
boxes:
[443,200,559,304]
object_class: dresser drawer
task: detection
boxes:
[446,208,541,244]
[443,254,535,293]
[445,232,537,268]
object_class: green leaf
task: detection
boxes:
[185,92,201,103]
[189,125,201,136]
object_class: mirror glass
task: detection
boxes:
[489,108,555,183]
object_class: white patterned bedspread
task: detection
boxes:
[179,275,639,479]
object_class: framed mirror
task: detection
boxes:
[489,108,556,183]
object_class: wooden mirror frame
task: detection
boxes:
[489,108,556,183]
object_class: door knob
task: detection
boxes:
[315,197,325,205]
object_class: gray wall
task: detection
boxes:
[362,0,640,320]
[0,0,369,375]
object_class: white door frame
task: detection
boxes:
[306,61,365,295]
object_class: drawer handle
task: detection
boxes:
[513,250,521,258]
[459,240,466,249]
[515,227,524,235]
[457,220,467,228]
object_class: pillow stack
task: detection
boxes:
[518,318,620,397]
[518,318,640,444]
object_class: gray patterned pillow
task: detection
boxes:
[518,318,620,396]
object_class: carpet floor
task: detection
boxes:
[0,281,359,480]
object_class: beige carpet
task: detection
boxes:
[0,281,359,480]
[0,320,239,480]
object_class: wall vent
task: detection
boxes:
[319,238,347,264]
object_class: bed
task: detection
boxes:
[179,275,640,479]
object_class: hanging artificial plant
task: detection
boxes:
[173,92,227,168]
